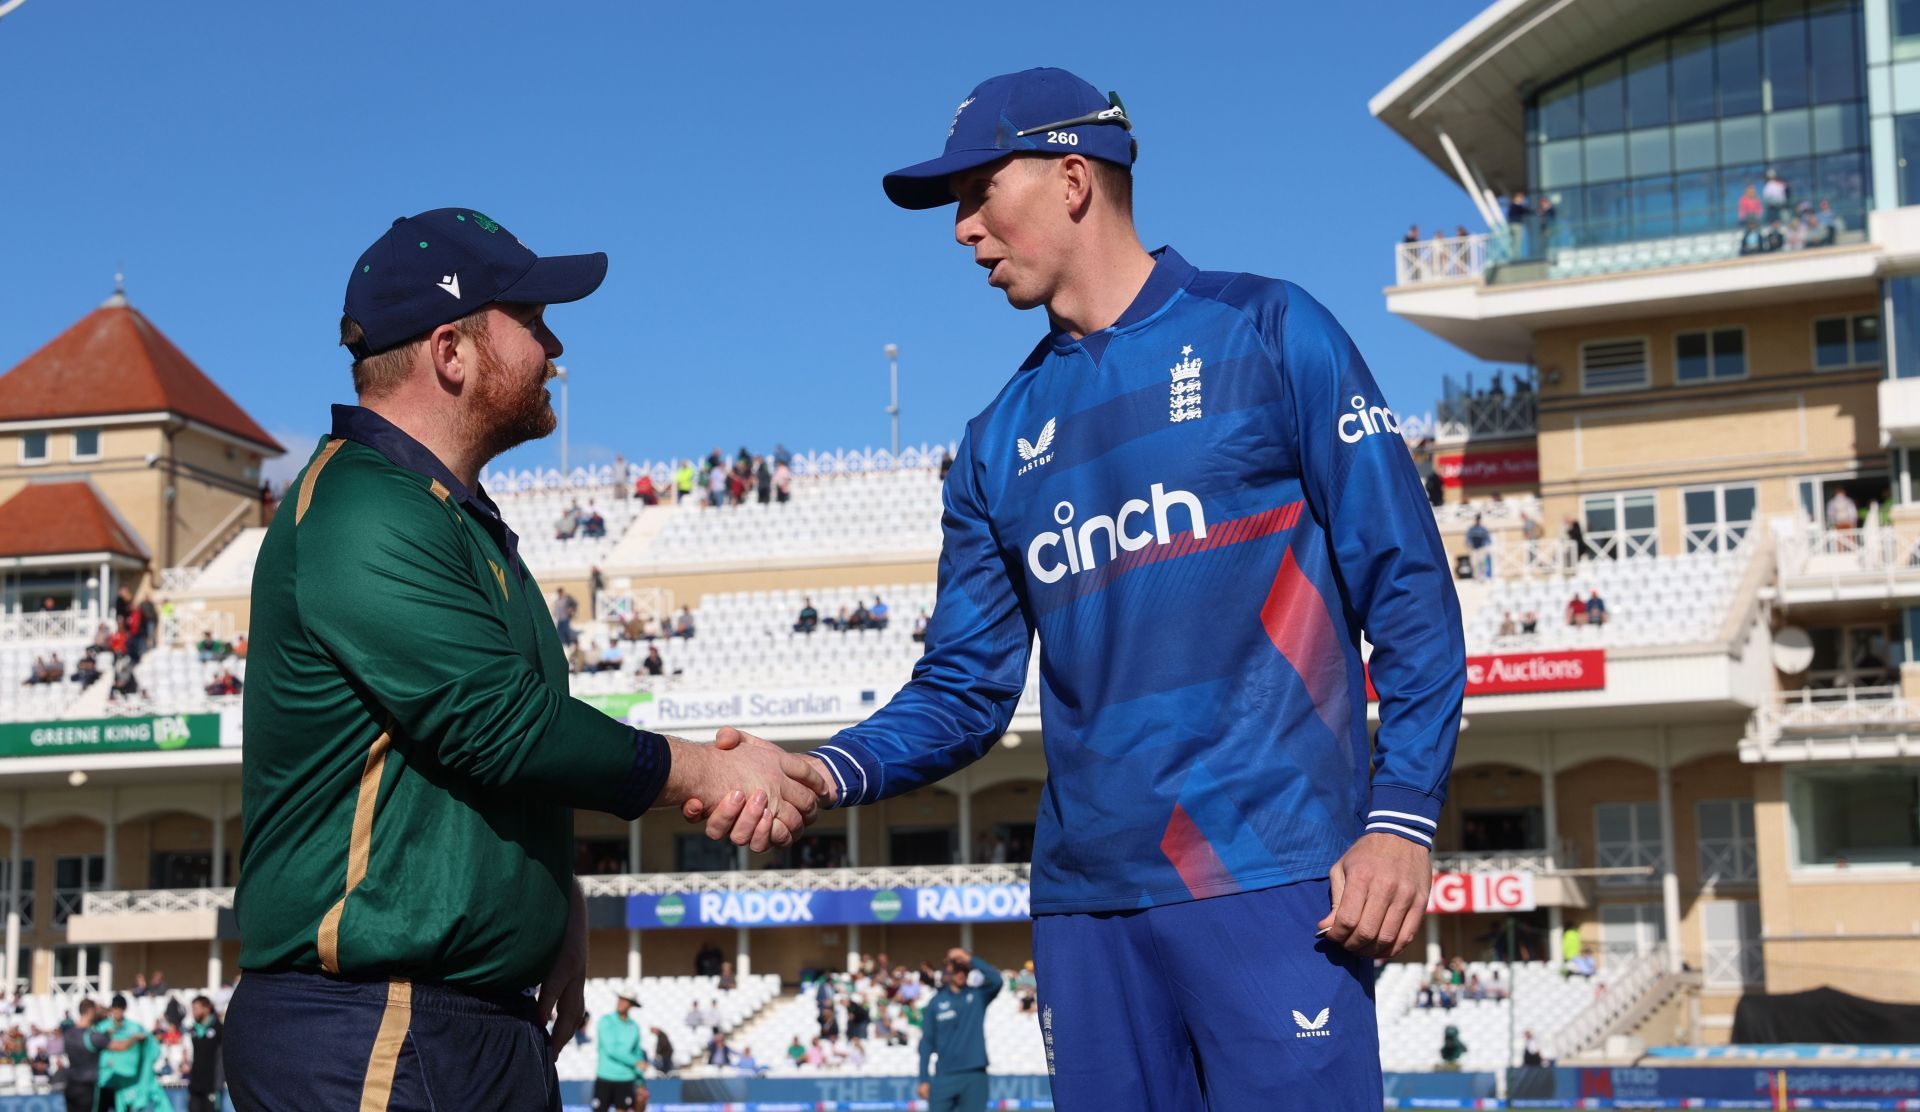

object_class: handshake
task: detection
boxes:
[657,727,841,853]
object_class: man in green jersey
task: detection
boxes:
[226,209,826,1111]
[593,985,648,1110]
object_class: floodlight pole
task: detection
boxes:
[884,344,900,457]
[554,365,570,476]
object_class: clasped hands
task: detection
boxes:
[659,726,838,852]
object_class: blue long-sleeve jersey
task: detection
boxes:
[811,247,1465,915]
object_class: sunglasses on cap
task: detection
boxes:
[1014,91,1132,139]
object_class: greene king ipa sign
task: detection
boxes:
[0,714,220,759]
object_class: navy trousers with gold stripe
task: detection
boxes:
[225,970,560,1111]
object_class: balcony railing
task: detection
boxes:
[1394,234,1487,285]
[0,607,104,644]
[80,887,234,917]
[1430,843,1575,875]
[1434,389,1536,441]
[1776,521,1920,587]
[1742,685,1920,762]
[578,863,1030,898]
[1551,944,1671,1059]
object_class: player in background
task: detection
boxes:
[691,68,1464,1109]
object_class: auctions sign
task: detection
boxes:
[1368,650,1605,700]
[0,714,220,759]
[626,884,1031,929]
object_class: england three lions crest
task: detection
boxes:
[1170,344,1202,423]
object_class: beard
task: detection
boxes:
[464,336,557,464]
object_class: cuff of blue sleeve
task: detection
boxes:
[1364,784,1440,849]
[614,730,673,820]
[808,737,877,808]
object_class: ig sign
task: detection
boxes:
[1427,871,1536,914]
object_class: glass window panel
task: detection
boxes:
[1673,27,1719,122]
[1899,115,1920,206]
[1811,101,1860,154]
[21,433,46,461]
[1540,138,1584,189]
[1715,329,1748,378]
[1540,79,1582,141]
[73,429,98,457]
[1699,798,1735,839]
[1764,8,1810,112]
[1627,43,1671,129]
[1583,58,1626,134]
[1684,488,1718,525]
[1632,175,1676,238]
[1897,0,1920,43]
[1624,493,1657,532]
[1815,317,1852,366]
[1584,497,1619,534]
[1585,181,1631,243]
[1816,149,1867,218]
[1725,485,1758,522]
[1767,108,1812,159]
[1678,332,1711,381]
[1674,120,1720,172]
[1772,156,1815,212]
[1596,803,1633,841]
[1722,114,1765,163]
[1719,15,1765,118]
[1585,133,1627,181]
[1855,314,1883,364]
[1677,170,1718,232]
[1809,7,1860,103]
[1629,127,1673,175]
[1893,276,1920,380]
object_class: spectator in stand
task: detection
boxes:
[794,599,819,634]
[1520,610,1538,635]
[1584,589,1608,627]
[912,609,930,643]
[674,460,695,503]
[581,503,606,539]
[1816,199,1842,245]
[131,974,151,999]
[1738,184,1763,227]
[1403,225,1420,244]
[72,656,102,688]
[704,1032,736,1068]
[728,461,750,506]
[1013,962,1038,1013]
[643,646,664,677]
[673,607,695,639]
[1762,169,1789,222]
[684,1000,712,1033]
[846,997,870,1040]
[696,943,724,976]
[635,471,659,506]
[735,1045,763,1075]
[650,1026,675,1074]
[555,500,582,540]
[1565,593,1586,626]
[205,669,243,697]
[774,460,793,503]
[197,633,221,663]
[1828,486,1859,532]
[1564,516,1589,565]
[110,658,139,701]
[1438,1025,1467,1072]
[848,601,872,631]
[1464,973,1485,1001]
[817,1004,839,1043]
[611,454,631,502]
[706,462,727,508]
[938,449,955,481]
[1465,514,1492,579]
[568,641,590,675]
[597,642,624,673]
[230,634,247,660]
[1497,612,1517,637]
[1521,1029,1544,1067]
[755,458,773,504]
[786,1036,806,1066]
[869,597,889,631]
[719,961,737,991]
[827,606,850,632]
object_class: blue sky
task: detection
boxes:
[0,0,1498,484]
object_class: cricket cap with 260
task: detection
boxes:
[882,67,1137,210]
[341,207,609,357]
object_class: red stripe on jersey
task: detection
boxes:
[1160,804,1241,899]
[1259,547,1348,740]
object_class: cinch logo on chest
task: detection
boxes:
[1025,483,1206,584]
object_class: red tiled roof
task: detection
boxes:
[0,481,148,560]
[0,297,283,453]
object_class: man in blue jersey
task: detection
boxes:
[690,67,1465,1110]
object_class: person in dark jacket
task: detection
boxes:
[59,999,113,1112]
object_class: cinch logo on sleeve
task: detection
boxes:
[1338,394,1402,444]
[1025,483,1206,584]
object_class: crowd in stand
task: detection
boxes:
[1736,172,1843,255]
[17,590,185,703]
[658,447,795,510]
[791,596,921,636]
[1415,957,1509,1011]
[553,501,609,540]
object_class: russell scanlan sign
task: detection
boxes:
[627,884,1031,929]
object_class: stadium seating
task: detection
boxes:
[1464,547,1751,651]
[1374,960,1598,1071]
[116,647,246,716]
[723,983,1046,1078]
[187,528,267,593]
[633,471,943,568]
[551,974,782,1078]
[1546,231,1743,279]
[567,583,938,693]
[0,642,90,722]
[493,487,644,573]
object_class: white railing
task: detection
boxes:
[79,887,234,917]
[1431,496,1543,530]
[154,567,203,593]
[0,607,103,644]
[1681,521,1755,555]
[1742,685,1920,762]
[1431,843,1576,875]
[1395,234,1488,285]
[161,607,236,650]
[596,587,674,626]
[1551,944,1670,1059]
[1776,520,1920,583]
[1434,390,1537,441]
[483,443,959,495]
[1582,528,1660,561]
[577,863,1029,898]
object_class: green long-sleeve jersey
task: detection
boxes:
[236,409,669,991]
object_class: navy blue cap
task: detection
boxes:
[343,208,607,357]
[883,68,1136,210]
